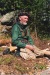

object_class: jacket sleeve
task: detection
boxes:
[28,29,34,45]
[11,24,26,48]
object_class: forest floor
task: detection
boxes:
[0,24,50,75]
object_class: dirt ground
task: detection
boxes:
[0,25,50,75]
[0,37,50,75]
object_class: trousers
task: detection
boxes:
[20,45,44,60]
[8,44,50,60]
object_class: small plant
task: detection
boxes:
[0,57,3,65]
[2,57,13,65]
[15,64,28,73]
[34,63,47,70]
[0,48,2,52]
[0,57,12,65]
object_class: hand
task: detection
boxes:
[25,45,34,51]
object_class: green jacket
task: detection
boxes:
[11,22,34,48]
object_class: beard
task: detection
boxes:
[22,22,27,25]
[20,21,27,25]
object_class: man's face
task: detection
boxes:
[19,16,28,25]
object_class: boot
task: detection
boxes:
[3,48,10,55]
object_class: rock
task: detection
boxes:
[22,73,29,75]
[1,11,17,25]
[2,27,8,33]
[40,68,50,75]
[0,69,5,75]
[1,72,5,75]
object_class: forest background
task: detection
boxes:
[0,0,50,39]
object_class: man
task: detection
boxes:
[3,12,50,60]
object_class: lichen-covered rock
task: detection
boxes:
[1,11,17,25]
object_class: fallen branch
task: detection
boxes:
[0,38,11,46]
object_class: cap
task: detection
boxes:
[18,12,29,18]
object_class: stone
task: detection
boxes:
[1,11,17,25]
[40,68,50,75]
[1,72,5,75]
[0,69,5,75]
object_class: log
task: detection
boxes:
[0,38,11,46]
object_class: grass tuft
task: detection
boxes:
[34,63,47,70]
